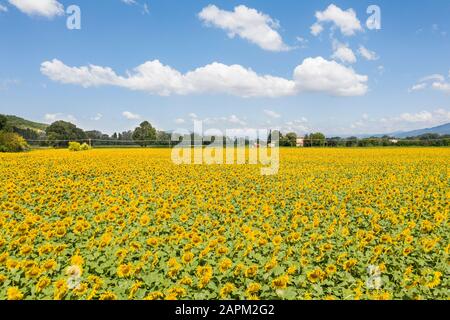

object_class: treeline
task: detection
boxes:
[276,131,450,147]
[21,120,172,147]
[2,115,450,152]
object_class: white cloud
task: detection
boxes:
[227,114,246,125]
[358,45,378,61]
[174,118,185,124]
[435,108,450,119]
[420,74,445,83]
[41,59,296,98]
[121,0,149,15]
[185,62,296,97]
[282,119,310,134]
[0,4,8,12]
[41,57,368,97]
[409,83,427,92]
[91,113,103,121]
[142,3,149,15]
[310,23,324,36]
[347,109,450,134]
[198,4,290,52]
[201,114,247,126]
[293,57,368,96]
[8,0,64,18]
[264,109,281,118]
[410,72,450,94]
[331,42,356,64]
[296,36,309,49]
[431,81,450,93]
[399,111,433,123]
[311,4,362,37]
[188,113,198,119]
[122,111,141,120]
[391,109,450,126]
[44,113,77,123]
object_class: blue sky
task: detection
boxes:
[0,0,449,136]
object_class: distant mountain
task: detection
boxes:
[351,123,450,139]
[392,123,450,138]
[2,114,48,132]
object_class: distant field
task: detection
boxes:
[0,148,448,300]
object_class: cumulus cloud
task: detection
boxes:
[311,4,362,36]
[41,59,296,98]
[44,113,77,123]
[264,109,281,118]
[350,109,450,134]
[410,72,450,94]
[398,111,433,123]
[431,81,450,93]
[200,114,247,126]
[227,114,246,125]
[293,57,368,96]
[282,118,310,134]
[310,23,324,36]
[174,118,185,124]
[41,57,368,97]
[8,0,64,18]
[122,111,141,120]
[358,45,378,61]
[331,41,356,64]
[198,4,290,52]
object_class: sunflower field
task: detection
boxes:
[0,148,448,300]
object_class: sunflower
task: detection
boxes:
[117,263,133,278]
[342,259,358,271]
[244,265,258,278]
[219,283,235,299]
[7,287,23,300]
[272,275,289,289]
[99,291,117,300]
[326,264,337,275]
[181,251,194,264]
[36,277,51,293]
[219,258,232,272]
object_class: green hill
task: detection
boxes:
[2,114,48,132]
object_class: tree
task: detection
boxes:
[285,132,297,146]
[0,131,29,152]
[85,130,103,140]
[156,130,171,146]
[345,136,358,147]
[0,115,7,131]
[132,121,156,147]
[45,121,87,147]
[304,132,326,147]
[327,137,342,147]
